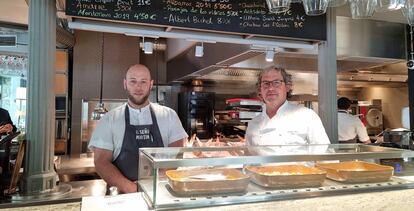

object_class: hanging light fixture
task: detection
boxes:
[265,49,275,62]
[265,0,292,13]
[195,42,204,57]
[328,0,348,7]
[91,32,108,120]
[302,0,330,16]
[375,0,405,12]
[263,0,411,22]
[142,37,154,54]
[349,0,377,19]
[403,0,414,25]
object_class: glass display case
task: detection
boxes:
[138,144,414,210]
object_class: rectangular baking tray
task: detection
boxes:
[244,165,326,188]
[165,168,249,195]
[315,161,394,183]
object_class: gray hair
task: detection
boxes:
[256,66,293,99]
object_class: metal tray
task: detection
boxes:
[315,161,394,183]
[244,165,326,188]
[165,168,249,195]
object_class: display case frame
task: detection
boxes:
[138,144,414,210]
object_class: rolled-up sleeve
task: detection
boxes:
[356,119,370,142]
[167,110,188,144]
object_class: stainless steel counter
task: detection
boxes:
[55,153,99,182]
[56,153,95,175]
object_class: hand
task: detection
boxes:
[185,134,197,147]
[196,137,226,147]
[121,181,138,193]
[236,135,246,143]
[0,124,13,134]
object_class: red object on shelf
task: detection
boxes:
[226,98,261,104]
[229,111,239,119]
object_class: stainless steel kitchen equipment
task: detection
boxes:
[383,130,413,149]
[178,92,215,139]
[351,99,383,136]
[81,99,125,152]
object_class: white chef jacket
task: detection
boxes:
[246,101,330,146]
[88,102,188,160]
[338,110,369,142]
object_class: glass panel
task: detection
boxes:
[140,144,413,165]
[0,59,27,132]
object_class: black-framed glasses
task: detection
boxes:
[261,80,284,89]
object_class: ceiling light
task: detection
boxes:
[141,37,154,54]
[195,42,204,57]
[265,50,274,62]
[143,41,153,54]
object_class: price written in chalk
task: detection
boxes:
[66,0,326,41]
[134,12,157,21]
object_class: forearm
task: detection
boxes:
[168,138,185,147]
[95,160,137,193]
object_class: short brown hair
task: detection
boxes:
[256,66,293,98]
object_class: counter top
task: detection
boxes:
[3,187,414,210]
[0,180,106,209]
[56,153,95,175]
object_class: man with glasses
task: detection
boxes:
[89,64,188,193]
[245,66,330,146]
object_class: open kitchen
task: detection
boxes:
[1,0,414,210]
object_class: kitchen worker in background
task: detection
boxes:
[89,64,188,193]
[245,66,330,146]
[337,97,370,144]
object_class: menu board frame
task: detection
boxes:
[66,0,326,41]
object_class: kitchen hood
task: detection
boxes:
[167,16,406,83]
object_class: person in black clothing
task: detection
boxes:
[0,107,17,194]
[0,108,16,135]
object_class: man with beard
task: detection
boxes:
[245,66,330,146]
[89,64,188,193]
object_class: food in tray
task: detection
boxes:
[165,168,249,195]
[315,161,394,183]
[245,165,326,188]
[262,171,304,176]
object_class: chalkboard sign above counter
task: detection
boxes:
[66,0,326,41]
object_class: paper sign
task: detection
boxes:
[81,192,149,211]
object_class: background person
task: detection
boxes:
[337,97,370,144]
[0,108,16,135]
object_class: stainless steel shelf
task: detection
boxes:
[140,177,414,210]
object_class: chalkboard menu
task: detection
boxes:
[66,0,326,41]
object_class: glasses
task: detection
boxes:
[261,80,285,89]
